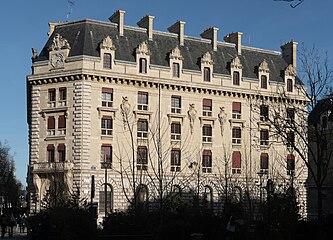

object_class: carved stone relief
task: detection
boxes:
[218,107,227,136]
[136,41,150,55]
[100,36,116,50]
[201,52,213,65]
[231,56,243,69]
[120,96,131,129]
[169,46,184,61]
[188,104,197,134]
[48,33,71,51]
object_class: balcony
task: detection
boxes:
[32,161,73,173]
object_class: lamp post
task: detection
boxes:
[101,162,112,219]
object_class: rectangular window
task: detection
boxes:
[260,153,268,174]
[260,105,269,121]
[171,122,181,141]
[101,145,112,163]
[171,149,181,172]
[139,58,147,73]
[203,99,212,117]
[261,75,268,89]
[59,87,67,106]
[232,151,241,174]
[204,67,211,82]
[102,88,113,107]
[137,146,148,170]
[260,129,269,146]
[287,131,295,148]
[287,79,293,92]
[101,116,113,136]
[137,119,148,139]
[202,150,212,173]
[103,53,112,69]
[233,71,240,85]
[47,116,55,130]
[232,127,241,145]
[58,115,66,129]
[171,96,181,114]
[47,144,55,163]
[287,154,295,175]
[286,108,295,123]
[58,144,66,162]
[48,88,56,107]
[173,63,180,78]
[202,125,212,143]
[232,102,241,119]
[138,92,148,111]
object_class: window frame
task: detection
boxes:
[171,96,181,114]
[171,122,181,141]
[203,67,211,82]
[261,75,268,89]
[101,88,113,108]
[137,119,148,139]
[233,71,240,85]
[260,129,269,146]
[260,153,269,174]
[232,102,242,119]
[101,145,112,163]
[137,146,148,170]
[260,105,269,121]
[203,99,212,117]
[202,150,212,173]
[138,92,149,111]
[48,88,56,107]
[171,149,181,172]
[103,53,112,69]
[58,144,66,162]
[47,144,55,163]
[287,78,293,92]
[202,124,212,143]
[287,154,295,175]
[139,58,147,74]
[232,127,241,145]
[101,116,113,136]
[232,151,241,174]
[172,62,180,78]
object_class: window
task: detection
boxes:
[171,149,181,172]
[102,88,113,107]
[287,79,293,92]
[286,108,295,123]
[48,89,56,107]
[232,151,241,174]
[101,116,113,136]
[287,131,295,148]
[171,122,181,141]
[139,58,147,73]
[204,67,211,82]
[172,63,180,78]
[260,105,269,121]
[103,53,112,69]
[47,144,55,163]
[171,96,181,114]
[287,154,295,175]
[47,116,55,135]
[59,87,67,106]
[202,125,212,143]
[58,144,66,162]
[232,102,241,119]
[233,71,240,85]
[138,92,148,111]
[261,75,268,89]
[203,99,212,117]
[137,146,148,170]
[232,127,241,145]
[202,150,212,173]
[260,129,269,146]
[137,119,148,139]
[101,145,112,163]
[260,153,268,174]
[136,184,148,205]
[58,115,66,135]
[99,184,113,214]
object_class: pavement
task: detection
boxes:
[1,231,27,240]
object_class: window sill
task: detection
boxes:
[101,135,113,140]
[45,135,66,141]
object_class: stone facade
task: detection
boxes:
[27,10,308,220]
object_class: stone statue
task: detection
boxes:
[120,96,131,129]
[188,104,197,134]
[218,107,227,136]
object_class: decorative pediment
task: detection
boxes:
[259,59,270,73]
[201,52,213,65]
[285,64,296,77]
[169,46,184,61]
[100,36,116,51]
[136,41,150,55]
[231,56,243,69]
[48,33,71,51]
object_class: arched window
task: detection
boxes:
[99,184,113,215]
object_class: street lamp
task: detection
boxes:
[101,161,112,219]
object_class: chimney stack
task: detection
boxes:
[224,32,243,55]
[168,21,186,46]
[137,15,155,41]
[200,27,219,51]
[281,40,298,69]
[109,10,126,36]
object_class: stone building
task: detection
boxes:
[27,10,308,220]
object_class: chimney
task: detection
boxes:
[109,10,126,36]
[281,40,298,69]
[224,32,243,55]
[137,15,155,41]
[168,21,186,46]
[200,27,219,51]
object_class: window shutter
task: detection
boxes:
[232,102,241,112]
[203,99,212,107]
[57,144,65,151]
[203,150,212,156]
[58,115,66,128]
[47,144,55,150]
[102,88,113,93]
[47,116,55,129]
[232,151,241,168]
[102,115,112,120]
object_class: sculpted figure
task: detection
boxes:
[188,104,197,134]
[120,96,131,129]
[218,107,227,136]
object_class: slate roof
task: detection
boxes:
[309,96,333,124]
[36,19,291,83]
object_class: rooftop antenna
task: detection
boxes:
[66,0,75,20]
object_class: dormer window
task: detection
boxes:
[172,63,180,78]
[261,75,268,89]
[233,71,240,85]
[139,58,147,74]
[103,53,112,69]
[169,46,183,79]
[204,67,211,82]
[287,79,293,92]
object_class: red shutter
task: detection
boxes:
[57,144,65,151]
[58,115,66,128]
[232,102,241,112]
[47,116,55,129]
[203,99,212,107]
[232,151,241,168]
[102,115,112,120]
[47,144,55,150]
[203,150,212,156]
[102,87,113,93]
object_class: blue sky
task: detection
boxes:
[0,0,332,185]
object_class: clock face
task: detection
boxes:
[50,53,64,68]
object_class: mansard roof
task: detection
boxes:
[36,19,290,83]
